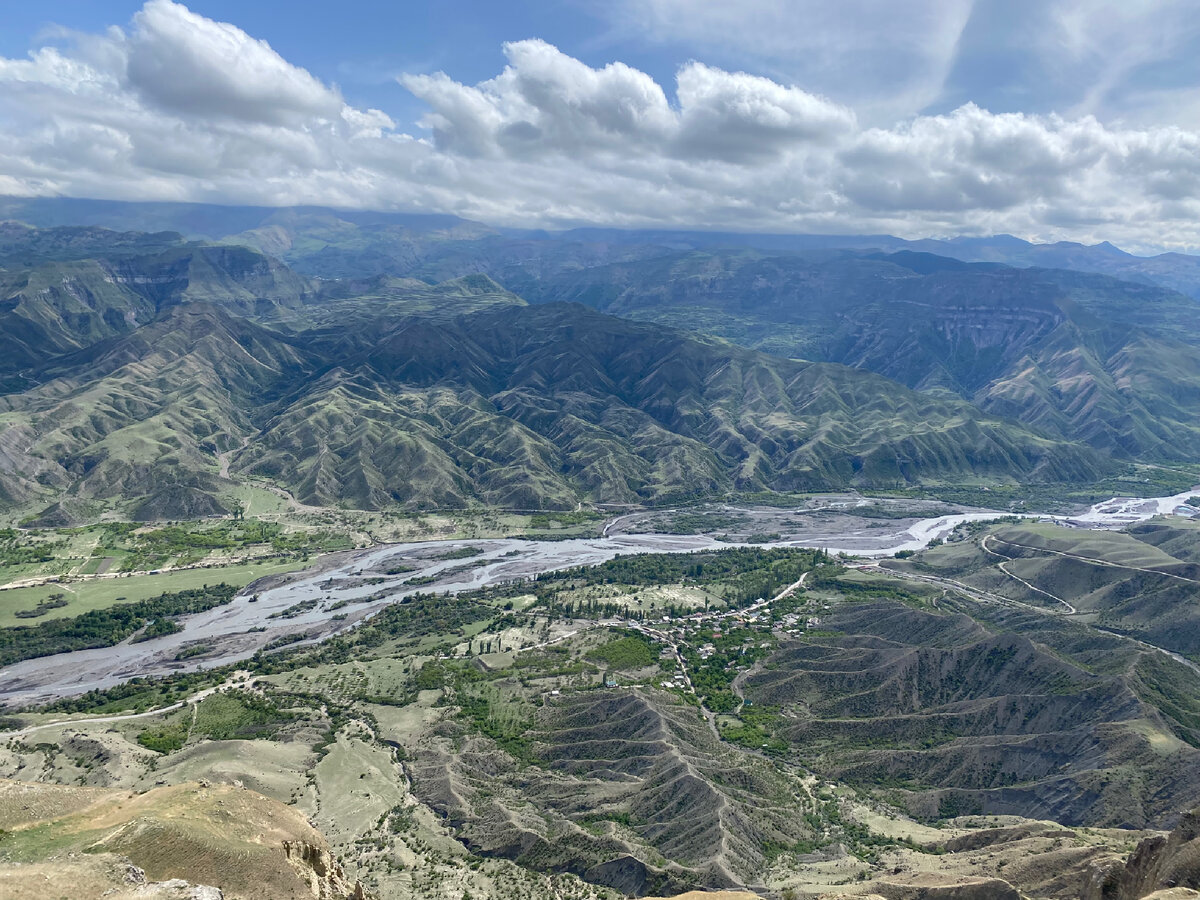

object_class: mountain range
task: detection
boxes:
[3,198,1200,518]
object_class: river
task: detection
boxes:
[1,489,1195,706]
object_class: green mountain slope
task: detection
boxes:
[0,300,1111,516]
[896,520,1200,658]
[0,220,185,265]
[0,240,312,384]
[237,303,1109,508]
[519,251,1200,462]
[7,212,1200,472]
[0,304,310,517]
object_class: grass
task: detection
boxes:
[585,634,657,670]
[992,523,1182,569]
[191,690,294,740]
[0,558,306,627]
[220,482,291,517]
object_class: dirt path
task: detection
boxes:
[857,563,1057,616]
[215,433,329,519]
[6,677,255,740]
[7,702,190,738]
[863,561,1200,687]
[980,535,1076,613]
[987,534,1200,587]
[729,572,808,714]
[730,661,761,715]
[1094,628,1200,678]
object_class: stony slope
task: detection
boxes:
[0,778,368,900]
[1094,807,1200,899]
[411,687,811,894]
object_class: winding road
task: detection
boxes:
[5,675,256,740]
[979,534,1077,613]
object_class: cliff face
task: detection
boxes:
[282,840,370,900]
[1084,809,1200,900]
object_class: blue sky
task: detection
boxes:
[2,1,1200,249]
[0,2,664,131]
[10,1,1199,128]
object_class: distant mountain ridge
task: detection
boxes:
[1,298,1108,516]
[4,195,1199,296]
[2,209,1197,518]
[514,250,1200,462]
[0,241,311,384]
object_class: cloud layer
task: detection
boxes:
[1,0,1199,250]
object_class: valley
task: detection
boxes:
[6,489,1191,707]
[2,205,1200,899]
[2,489,1199,898]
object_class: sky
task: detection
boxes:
[2,1,1200,250]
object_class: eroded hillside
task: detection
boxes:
[2,533,1199,899]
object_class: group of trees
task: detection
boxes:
[0,583,238,666]
[534,546,828,607]
[0,527,64,566]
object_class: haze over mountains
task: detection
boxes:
[4,196,1200,520]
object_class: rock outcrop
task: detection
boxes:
[282,840,370,900]
[1085,809,1200,900]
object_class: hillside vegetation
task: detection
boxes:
[1,232,1116,515]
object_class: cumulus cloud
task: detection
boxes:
[125,0,343,125]
[401,39,678,157]
[400,41,850,163]
[674,63,856,161]
[0,1,1199,250]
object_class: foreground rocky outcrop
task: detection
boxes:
[1083,809,1200,900]
[0,779,370,900]
[282,841,369,900]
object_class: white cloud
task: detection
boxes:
[0,2,1199,251]
[602,0,974,123]
[401,39,677,157]
[126,0,343,125]
[400,41,851,163]
[673,63,855,161]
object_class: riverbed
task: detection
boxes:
[1,490,1194,706]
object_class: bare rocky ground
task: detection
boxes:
[0,778,368,899]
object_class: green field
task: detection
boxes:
[0,558,306,627]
